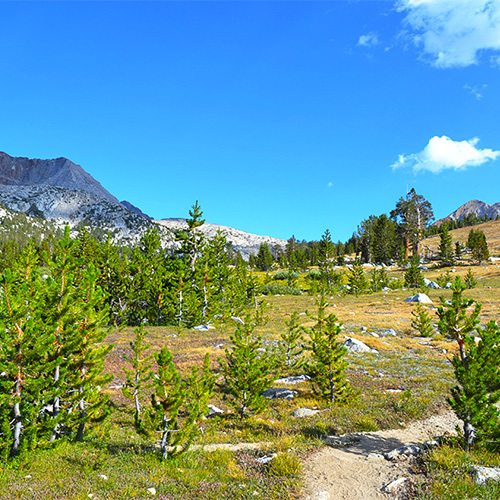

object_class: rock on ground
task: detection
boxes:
[405,293,433,304]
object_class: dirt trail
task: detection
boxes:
[303,411,460,500]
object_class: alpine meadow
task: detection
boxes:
[2,1,500,499]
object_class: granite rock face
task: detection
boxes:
[0,151,119,204]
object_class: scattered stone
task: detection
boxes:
[444,283,452,289]
[147,487,157,496]
[361,326,367,332]
[214,343,224,349]
[424,278,440,289]
[207,404,224,417]
[192,324,215,331]
[24,475,32,479]
[231,316,245,325]
[382,286,391,291]
[369,331,380,338]
[256,453,277,464]
[99,474,108,480]
[405,293,433,304]
[385,389,403,393]
[324,434,360,447]
[293,408,320,418]
[471,465,500,484]
[262,388,297,400]
[366,453,384,460]
[381,328,398,336]
[343,337,378,353]
[275,375,310,385]
[382,477,409,493]
[385,445,422,461]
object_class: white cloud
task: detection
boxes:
[357,32,380,47]
[392,135,500,173]
[397,0,500,68]
[464,83,487,100]
[327,181,333,188]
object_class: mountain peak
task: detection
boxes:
[0,151,119,204]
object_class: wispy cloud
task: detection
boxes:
[392,135,500,173]
[327,181,333,188]
[464,83,487,100]
[357,32,380,47]
[396,0,500,68]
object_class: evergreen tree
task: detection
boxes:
[123,324,154,430]
[438,223,454,267]
[305,296,352,404]
[370,267,389,293]
[347,258,368,296]
[411,303,434,337]
[277,311,305,374]
[220,315,276,418]
[318,230,336,291]
[465,268,477,289]
[404,254,424,288]
[391,188,434,258]
[255,242,274,272]
[176,200,205,272]
[437,277,482,449]
[467,229,489,263]
[143,347,212,460]
[448,320,500,450]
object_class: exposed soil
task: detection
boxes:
[302,411,460,500]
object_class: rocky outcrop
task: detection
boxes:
[434,199,500,226]
[0,151,119,204]
[156,218,287,259]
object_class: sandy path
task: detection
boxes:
[303,411,460,500]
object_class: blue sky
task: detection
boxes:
[1,1,500,242]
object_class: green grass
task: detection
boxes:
[4,260,500,499]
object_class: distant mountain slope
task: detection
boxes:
[156,218,287,259]
[434,200,500,226]
[0,184,174,247]
[0,151,120,205]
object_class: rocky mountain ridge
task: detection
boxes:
[156,218,287,259]
[434,199,500,226]
[0,151,285,256]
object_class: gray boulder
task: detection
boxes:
[262,388,297,400]
[293,408,320,418]
[471,465,500,484]
[405,293,433,304]
[275,375,310,385]
[343,337,378,353]
[385,445,422,461]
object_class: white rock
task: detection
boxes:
[405,293,433,304]
[207,404,224,416]
[192,324,215,331]
[262,388,297,400]
[381,328,398,336]
[99,474,108,480]
[147,487,157,495]
[293,408,320,418]
[256,453,277,464]
[231,316,245,325]
[343,337,378,353]
[385,445,422,460]
[471,465,500,484]
[275,375,310,385]
[383,477,409,493]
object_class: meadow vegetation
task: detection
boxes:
[1,197,500,498]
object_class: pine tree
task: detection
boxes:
[347,258,368,296]
[305,296,352,404]
[220,315,276,418]
[437,277,482,449]
[318,230,336,292]
[404,254,424,288]
[464,268,477,289]
[255,242,274,272]
[390,188,434,257]
[438,223,454,267]
[411,303,434,337]
[448,320,500,450]
[123,324,154,430]
[277,311,305,374]
[144,348,213,460]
